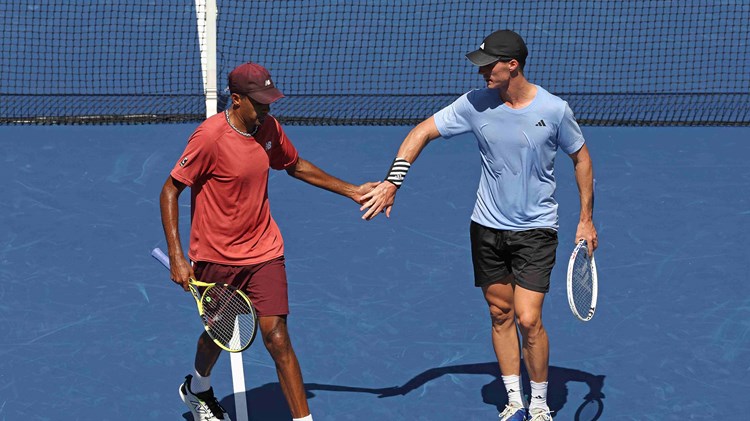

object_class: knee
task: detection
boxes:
[262,324,293,359]
[488,304,514,328]
[516,312,543,336]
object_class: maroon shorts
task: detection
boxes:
[193,256,289,316]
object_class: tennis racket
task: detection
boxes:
[151,247,258,352]
[566,239,598,322]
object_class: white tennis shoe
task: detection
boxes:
[499,401,527,421]
[179,375,232,421]
[526,407,553,421]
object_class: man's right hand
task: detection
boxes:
[359,181,398,220]
[170,255,195,291]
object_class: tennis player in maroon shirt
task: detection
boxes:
[160,62,379,421]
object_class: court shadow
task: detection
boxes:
[214,382,400,421]
[208,362,604,421]
[375,362,606,420]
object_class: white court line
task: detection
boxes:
[230,352,248,421]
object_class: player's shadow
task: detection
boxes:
[188,362,604,421]
[372,362,606,420]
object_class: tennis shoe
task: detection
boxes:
[499,402,527,421]
[526,407,553,421]
[179,375,231,421]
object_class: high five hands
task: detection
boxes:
[359,181,398,220]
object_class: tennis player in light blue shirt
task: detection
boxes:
[361,29,597,421]
[434,84,585,231]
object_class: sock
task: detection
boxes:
[190,369,211,394]
[292,415,313,421]
[529,381,549,411]
[502,374,523,406]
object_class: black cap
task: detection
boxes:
[466,30,528,66]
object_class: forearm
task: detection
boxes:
[382,118,440,188]
[288,158,357,199]
[359,118,440,220]
[575,161,594,221]
[572,147,598,250]
[573,154,594,223]
[394,117,439,163]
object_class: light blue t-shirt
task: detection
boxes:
[433,85,585,230]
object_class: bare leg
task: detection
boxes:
[195,331,222,376]
[513,287,548,383]
[259,315,310,418]
[482,275,521,377]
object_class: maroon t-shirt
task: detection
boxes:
[171,112,298,264]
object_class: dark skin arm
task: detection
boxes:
[286,157,380,204]
[159,175,194,291]
[160,158,377,291]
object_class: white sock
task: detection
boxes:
[190,369,211,394]
[529,380,549,411]
[502,374,524,406]
[292,415,313,421]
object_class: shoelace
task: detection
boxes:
[193,388,227,419]
[499,403,523,419]
[527,409,552,421]
[203,396,226,419]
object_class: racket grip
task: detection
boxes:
[151,247,171,270]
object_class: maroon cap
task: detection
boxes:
[227,62,284,104]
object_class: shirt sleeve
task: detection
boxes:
[170,125,217,187]
[265,117,299,170]
[557,102,586,155]
[433,92,474,139]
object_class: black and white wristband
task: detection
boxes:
[385,157,411,188]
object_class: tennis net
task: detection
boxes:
[2,1,748,126]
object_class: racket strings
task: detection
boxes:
[572,250,594,316]
[202,287,256,351]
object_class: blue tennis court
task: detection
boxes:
[2,123,748,420]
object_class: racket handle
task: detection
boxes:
[151,247,171,270]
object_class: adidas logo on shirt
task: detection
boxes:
[535,120,546,127]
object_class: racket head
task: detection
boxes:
[191,282,258,352]
[575,398,604,421]
[566,239,599,322]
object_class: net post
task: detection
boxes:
[204,0,218,118]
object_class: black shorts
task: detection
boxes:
[470,221,558,293]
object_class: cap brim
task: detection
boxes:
[249,87,285,104]
[465,49,501,66]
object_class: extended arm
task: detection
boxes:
[159,175,194,290]
[359,117,442,220]
[286,158,380,204]
[569,144,598,252]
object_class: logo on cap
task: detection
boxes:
[480,42,485,50]
[265,79,271,86]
